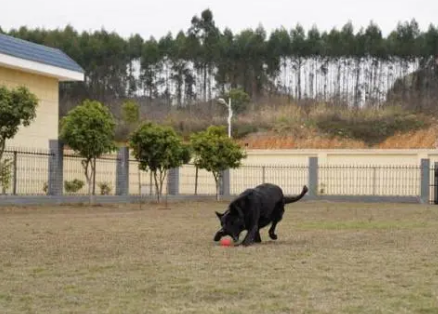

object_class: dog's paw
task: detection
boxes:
[241,239,254,246]
[269,233,278,240]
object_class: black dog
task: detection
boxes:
[214,183,308,246]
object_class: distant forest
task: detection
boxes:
[1,9,438,116]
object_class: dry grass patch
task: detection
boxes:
[0,201,438,313]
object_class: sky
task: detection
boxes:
[1,0,437,39]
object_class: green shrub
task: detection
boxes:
[97,182,112,195]
[0,159,12,194]
[233,123,260,139]
[219,88,251,115]
[42,182,48,194]
[273,116,293,134]
[64,179,85,194]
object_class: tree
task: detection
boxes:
[190,126,246,200]
[221,88,250,115]
[129,122,191,202]
[170,31,193,108]
[215,28,236,93]
[266,27,291,94]
[189,9,221,102]
[127,34,144,96]
[7,13,438,111]
[0,85,38,160]
[233,27,267,97]
[290,24,307,100]
[121,99,140,124]
[60,100,116,203]
[0,85,38,194]
[140,37,162,99]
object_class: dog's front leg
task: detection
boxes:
[254,230,262,243]
[241,225,258,246]
[213,229,225,242]
[241,210,260,246]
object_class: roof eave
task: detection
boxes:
[0,52,84,82]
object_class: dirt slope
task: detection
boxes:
[238,126,438,149]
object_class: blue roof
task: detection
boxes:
[0,33,84,73]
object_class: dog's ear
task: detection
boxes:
[215,211,224,220]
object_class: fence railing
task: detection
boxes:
[0,143,435,204]
[1,148,53,196]
[318,165,421,196]
[63,150,119,196]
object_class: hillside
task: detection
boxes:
[154,102,436,150]
[237,126,438,149]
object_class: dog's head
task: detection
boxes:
[213,204,245,242]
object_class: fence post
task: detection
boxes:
[48,140,64,196]
[12,151,17,195]
[420,159,430,203]
[167,168,179,196]
[434,162,438,205]
[220,169,230,196]
[420,159,430,204]
[116,147,129,196]
[308,157,318,199]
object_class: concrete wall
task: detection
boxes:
[0,66,59,149]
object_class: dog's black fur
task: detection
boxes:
[214,183,308,246]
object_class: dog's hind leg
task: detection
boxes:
[268,221,279,240]
[269,203,285,240]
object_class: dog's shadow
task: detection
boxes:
[235,238,309,247]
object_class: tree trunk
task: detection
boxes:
[90,159,96,205]
[203,64,208,102]
[214,173,221,201]
[0,139,5,162]
[354,58,361,108]
[215,181,220,201]
[336,59,342,101]
[82,158,94,206]
[297,58,302,100]
[153,171,161,203]
[92,157,96,196]
[158,170,167,203]
[88,177,92,205]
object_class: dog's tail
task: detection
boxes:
[284,185,308,204]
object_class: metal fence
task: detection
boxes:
[1,148,52,196]
[63,150,119,196]
[318,165,421,196]
[0,146,435,204]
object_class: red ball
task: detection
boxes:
[220,238,233,247]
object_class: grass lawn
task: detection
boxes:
[0,201,438,313]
